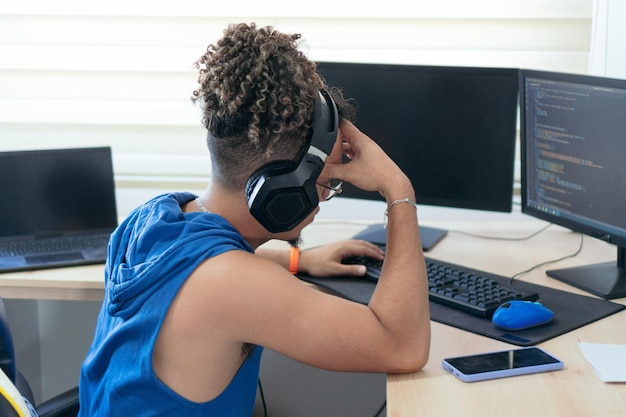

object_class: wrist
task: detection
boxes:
[288,246,300,274]
[380,178,414,202]
[384,197,417,228]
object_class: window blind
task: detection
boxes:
[0,0,592,192]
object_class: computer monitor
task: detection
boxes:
[317,62,519,248]
[520,69,626,299]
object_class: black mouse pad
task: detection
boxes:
[298,273,625,347]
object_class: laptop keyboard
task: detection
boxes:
[0,234,110,256]
[342,255,539,317]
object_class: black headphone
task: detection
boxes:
[245,89,339,233]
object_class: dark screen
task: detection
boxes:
[0,147,118,237]
[445,347,560,374]
[521,70,626,246]
[317,62,519,212]
[519,69,626,299]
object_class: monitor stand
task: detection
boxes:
[547,246,626,299]
[351,224,448,252]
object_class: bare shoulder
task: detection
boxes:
[175,248,350,343]
[185,249,302,299]
[173,249,312,328]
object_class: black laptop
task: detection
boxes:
[0,147,118,273]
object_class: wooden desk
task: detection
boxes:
[274,207,625,416]
[1,207,624,416]
[0,264,105,301]
[382,211,626,417]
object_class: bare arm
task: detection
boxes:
[317,120,431,369]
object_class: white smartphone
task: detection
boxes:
[442,346,563,383]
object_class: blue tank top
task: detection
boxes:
[78,192,263,417]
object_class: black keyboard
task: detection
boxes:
[0,234,110,256]
[342,255,539,317]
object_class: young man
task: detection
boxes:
[78,23,430,416]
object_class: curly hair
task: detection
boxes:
[192,22,355,189]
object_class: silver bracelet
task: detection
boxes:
[383,198,417,228]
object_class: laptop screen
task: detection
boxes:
[0,147,118,238]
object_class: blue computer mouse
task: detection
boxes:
[492,300,555,331]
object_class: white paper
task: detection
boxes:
[579,342,626,382]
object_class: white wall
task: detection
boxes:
[589,0,626,78]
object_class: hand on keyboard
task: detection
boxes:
[341,255,383,282]
[342,254,539,317]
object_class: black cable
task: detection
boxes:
[372,400,386,417]
[312,218,553,243]
[447,222,585,284]
[257,378,268,417]
[509,233,584,283]
[450,223,552,241]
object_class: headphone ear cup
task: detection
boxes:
[245,161,295,202]
[246,158,322,233]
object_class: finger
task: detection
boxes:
[339,120,361,145]
[345,239,385,259]
[334,264,367,277]
[362,243,385,260]
[342,141,355,159]
[321,160,343,181]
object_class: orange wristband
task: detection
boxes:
[289,246,300,274]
